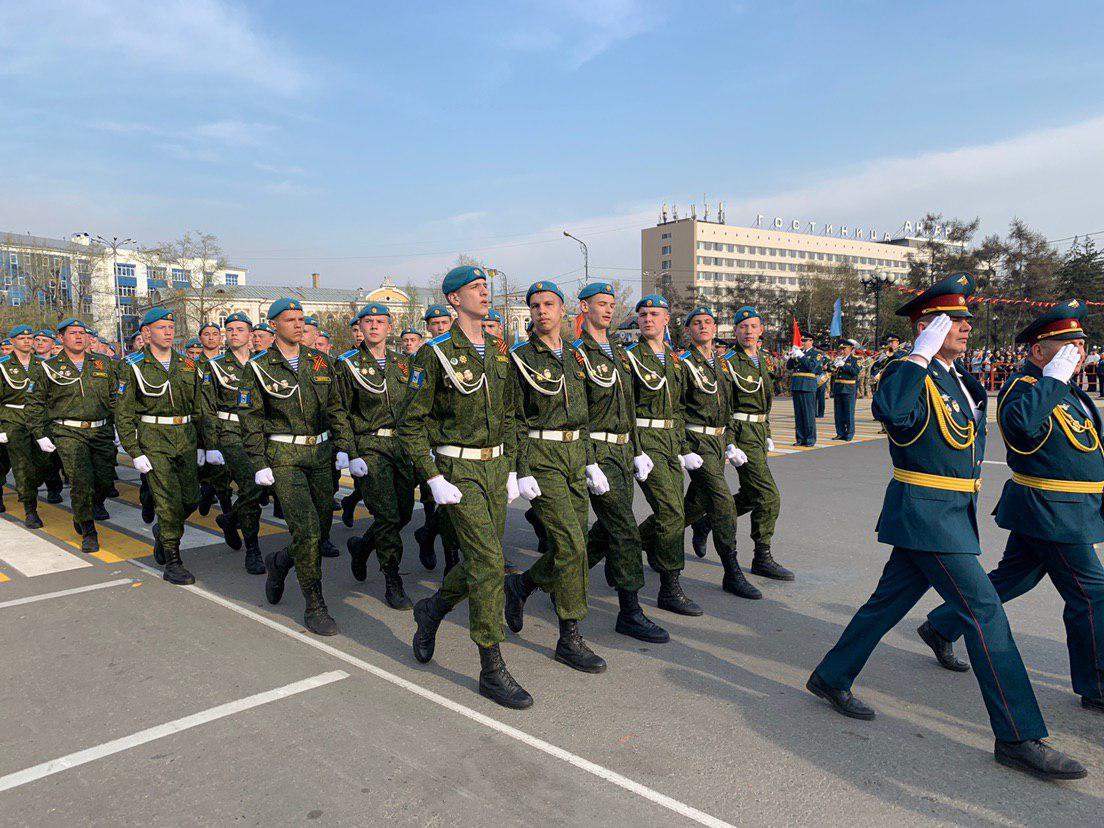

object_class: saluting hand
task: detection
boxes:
[1042,343,1081,385]
[910,313,953,363]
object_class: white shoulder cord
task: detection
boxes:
[207,358,239,392]
[625,347,667,392]
[248,359,300,400]
[576,346,618,389]
[130,360,173,405]
[342,355,387,395]
[0,360,29,391]
[681,355,718,395]
[726,356,764,394]
[430,342,487,397]
[510,349,568,406]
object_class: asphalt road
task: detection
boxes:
[1,399,1102,826]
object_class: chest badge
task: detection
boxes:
[368,367,376,375]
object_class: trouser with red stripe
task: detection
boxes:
[815,546,1047,742]
[928,531,1104,703]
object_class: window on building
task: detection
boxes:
[114,262,136,278]
[661,233,671,239]
[172,268,189,285]
[661,260,670,269]
[225,273,239,286]
[661,245,671,255]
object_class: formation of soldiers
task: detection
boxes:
[2,266,1102,782]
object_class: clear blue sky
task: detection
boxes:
[3,1,1102,294]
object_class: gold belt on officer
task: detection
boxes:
[1011,472,1104,494]
[54,418,108,429]
[369,428,395,437]
[590,431,629,445]
[436,444,503,461]
[528,429,580,442]
[139,415,191,425]
[793,372,815,378]
[216,411,240,422]
[835,379,856,385]
[636,418,673,429]
[732,412,766,423]
[686,424,726,437]
[893,467,981,493]
[4,404,25,409]
[269,431,329,446]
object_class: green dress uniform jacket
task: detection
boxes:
[0,353,51,507]
[206,350,264,541]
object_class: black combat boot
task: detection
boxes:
[162,547,196,586]
[478,644,534,709]
[554,619,607,673]
[751,545,794,581]
[443,544,460,575]
[414,524,437,570]
[718,548,762,600]
[139,476,155,524]
[80,521,100,554]
[383,568,412,610]
[691,516,711,558]
[302,582,338,636]
[93,501,110,521]
[264,547,293,604]
[994,739,1087,780]
[340,492,359,528]
[215,513,242,550]
[23,503,43,530]
[524,507,549,556]
[0,495,5,513]
[504,571,536,633]
[319,538,340,558]
[615,590,669,643]
[45,484,63,505]
[243,535,265,575]
[657,570,703,616]
[152,523,165,565]
[603,557,615,589]
[412,590,451,663]
[272,496,284,520]
[347,533,374,582]
[197,482,215,516]
[917,622,970,672]
[216,490,233,516]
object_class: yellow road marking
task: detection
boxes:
[1,490,150,562]
[112,481,284,537]
[0,571,9,583]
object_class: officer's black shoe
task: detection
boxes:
[244,537,265,575]
[478,644,534,709]
[524,507,549,556]
[615,590,669,643]
[806,672,875,720]
[264,548,293,604]
[554,619,607,673]
[1082,696,1104,713]
[216,513,242,551]
[657,570,703,616]
[93,502,110,521]
[197,482,215,516]
[750,546,795,581]
[691,517,711,558]
[80,523,100,554]
[23,506,43,530]
[302,583,338,636]
[347,535,372,582]
[414,525,437,570]
[162,549,196,586]
[504,572,536,633]
[383,570,413,610]
[412,591,450,663]
[443,545,460,576]
[319,539,340,558]
[341,492,359,528]
[45,487,63,505]
[994,739,1087,780]
[917,621,970,673]
[139,482,155,524]
[152,523,165,565]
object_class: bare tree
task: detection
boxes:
[138,232,234,339]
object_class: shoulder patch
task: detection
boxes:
[117,379,128,395]
[124,352,144,365]
[337,349,357,362]
[249,350,268,362]
[427,332,452,347]
[237,389,252,407]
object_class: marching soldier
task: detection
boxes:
[502,280,608,673]
[830,338,860,441]
[857,349,873,398]
[301,315,320,348]
[315,331,332,354]
[400,329,423,356]
[0,324,54,527]
[482,308,504,339]
[870,334,905,434]
[32,329,56,359]
[919,299,1104,717]
[338,302,417,610]
[807,274,1087,781]
[239,298,354,635]
[251,322,275,354]
[32,329,66,502]
[0,338,8,514]
[184,338,202,360]
[404,265,533,709]
[786,334,819,446]
[115,308,215,585]
[196,322,231,518]
[349,318,364,348]
[26,318,116,553]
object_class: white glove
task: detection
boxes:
[113,429,122,450]
[787,346,805,359]
[767,438,776,452]
[1042,343,1081,384]
[680,452,704,470]
[196,449,206,466]
[205,450,225,465]
[37,437,56,453]
[726,444,748,467]
[633,453,654,482]
[334,451,350,471]
[585,463,610,495]
[833,357,845,368]
[910,313,953,362]
[133,455,154,474]
[427,474,463,505]
[348,457,369,477]
[518,475,542,501]
[0,432,7,444]
[507,471,520,504]
[255,467,275,486]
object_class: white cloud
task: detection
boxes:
[448,211,488,225]
[505,0,662,68]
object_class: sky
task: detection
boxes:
[2,0,1103,297]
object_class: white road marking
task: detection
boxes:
[0,670,348,793]
[0,517,91,576]
[127,561,734,828]
[0,578,132,609]
[982,460,1009,466]
[101,496,218,550]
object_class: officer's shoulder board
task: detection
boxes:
[678,350,693,362]
[249,349,268,362]
[336,349,357,362]
[572,337,583,349]
[427,332,452,347]
[210,354,225,362]
[624,342,638,351]
[0,355,9,364]
[124,352,144,365]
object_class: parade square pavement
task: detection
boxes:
[1,397,1102,826]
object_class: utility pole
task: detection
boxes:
[94,234,136,352]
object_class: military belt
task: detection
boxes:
[436,444,503,461]
[590,431,629,445]
[139,415,191,425]
[834,379,856,385]
[732,412,766,423]
[54,418,108,429]
[636,418,673,429]
[792,372,816,378]
[270,431,329,446]
[1011,472,1104,494]
[216,411,240,422]
[4,404,25,409]
[686,424,726,437]
[369,428,395,437]
[892,467,981,493]
[528,429,581,442]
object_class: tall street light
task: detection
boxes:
[860,271,896,349]
[94,234,136,354]
[563,230,588,284]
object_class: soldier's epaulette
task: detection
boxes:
[336,349,357,362]
[625,342,638,351]
[510,340,528,353]
[678,350,693,361]
[210,354,225,362]
[124,352,144,365]
[723,349,736,360]
[572,337,583,349]
[427,332,451,347]
[1021,376,1038,385]
[249,349,268,361]
[0,355,9,364]
[33,353,47,360]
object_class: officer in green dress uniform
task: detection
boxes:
[786,334,819,446]
[239,298,355,636]
[830,338,860,441]
[404,265,532,710]
[25,318,116,553]
[338,302,417,610]
[920,300,1104,716]
[0,324,54,527]
[807,274,1087,781]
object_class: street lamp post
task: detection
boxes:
[563,230,588,284]
[860,271,896,349]
[94,234,135,353]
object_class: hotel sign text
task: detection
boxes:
[754,215,949,242]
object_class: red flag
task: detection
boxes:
[791,317,801,347]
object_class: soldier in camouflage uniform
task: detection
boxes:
[239,298,355,636]
[31,329,65,502]
[0,324,55,527]
[196,321,232,518]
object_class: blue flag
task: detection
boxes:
[829,298,842,337]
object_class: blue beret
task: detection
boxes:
[356,302,391,320]
[127,330,143,343]
[441,265,488,297]
[400,328,423,338]
[57,318,92,333]
[526,280,565,304]
[684,306,715,326]
[225,311,252,327]
[484,308,503,322]
[254,322,274,334]
[734,306,760,324]
[303,315,319,327]
[317,331,331,340]
[142,307,174,327]
[349,318,358,327]
[185,337,201,348]
[1,339,9,345]
[198,321,221,333]
[635,294,669,312]
[8,324,33,338]
[34,329,56,339]
[578,282,615,301]
[423,304,451,322]
[267,298,303,320]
